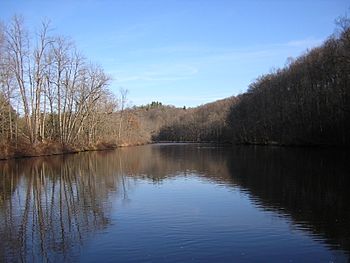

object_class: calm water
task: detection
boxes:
[0,144,349,262]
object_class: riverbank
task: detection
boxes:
[235,140,350,148]
[154,140,349,148]
[0,140,149,161]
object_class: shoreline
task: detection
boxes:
[0,141,148,161]
[1,140,348,162]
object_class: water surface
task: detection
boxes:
[0,144,349,262]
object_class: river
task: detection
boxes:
[0,143,349,262]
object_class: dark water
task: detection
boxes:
[0,144,349,263]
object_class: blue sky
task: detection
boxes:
[1,0,349,107]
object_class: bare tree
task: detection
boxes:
[117,88,128,142]
[5,16,52,144]
[5,16,32,142]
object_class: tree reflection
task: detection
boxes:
[226,146,350,254]
[115,144,233,184]
[0,153,122,262]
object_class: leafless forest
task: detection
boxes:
[156,19,350,146]
[228,20,350,145]
[1,16,349,159]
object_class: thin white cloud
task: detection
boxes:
[121,37,324,68]
[129,36,323,55]
[109,64,199,83]
[286,38,323,48]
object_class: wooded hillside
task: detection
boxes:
[154,97,237,142]
[228,23,350,145]
[153,20,350,146]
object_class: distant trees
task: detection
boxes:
[154,97,237,142]
[123,103,186,144]
[149,101,162,108]
[227,22,350,145]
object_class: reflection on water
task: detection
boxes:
[0,144,349,262]
[227,146,350,253]
[0,153,123,262]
